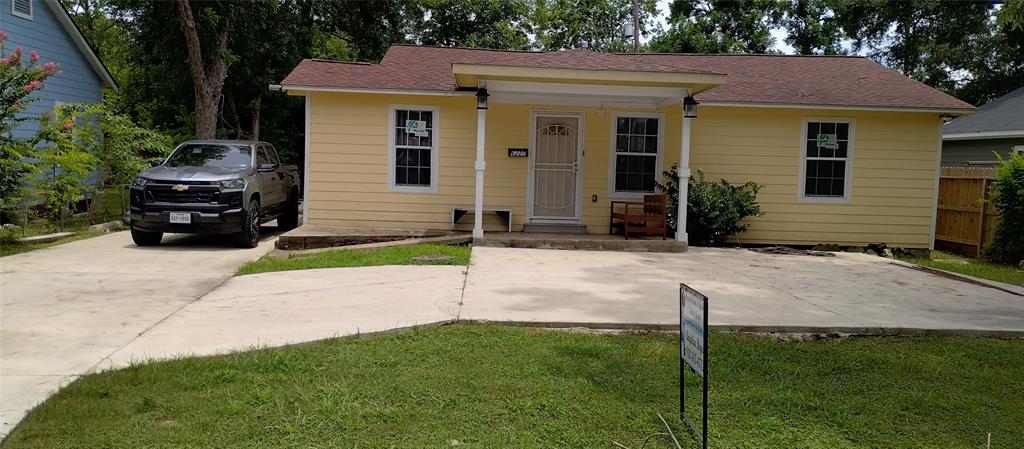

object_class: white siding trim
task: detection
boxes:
[607,111,666,199]
[302,94,311,224]
[929,118,942,250]
[797,116,856,204]
[388,104,440,193]
[702,101,972,115]
[943,130,1024,140]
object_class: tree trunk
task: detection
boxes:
[176,0,231,139]
[249,96,261,141]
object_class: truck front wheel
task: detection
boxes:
[131,227,162,246]
[238,199,261,248]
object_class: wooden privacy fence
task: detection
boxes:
[934,166,999,256]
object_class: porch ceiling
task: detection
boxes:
[453,64,725,109]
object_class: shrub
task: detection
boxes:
[657,164,763,246]
[983,152,1024,264]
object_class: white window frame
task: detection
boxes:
[388,104,440,193]
[798,116,856,204]
[607,111,666,198]
[11,0,32,20]
[1013,145,1024,155]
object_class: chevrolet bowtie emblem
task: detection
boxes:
[172,184,189,192]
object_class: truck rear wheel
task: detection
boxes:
[277,192,299,231]
[131,227,162,246]
[237,199,261,248]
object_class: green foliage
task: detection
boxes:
[32,103,100,222]
[650,0,783,53]
[6,325,1024,448]
[96,98,174,186]
[983,153,1024,264]
[779,0,846,55]
[657,164,763,246]
[413,0,533,49]
[237,243,471,275]
[532,0,660,52]
[0,34,60,209]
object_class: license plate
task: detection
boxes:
[169,212,191,224]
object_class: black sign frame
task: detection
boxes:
[507,148,528,158]
[679,283,709,449]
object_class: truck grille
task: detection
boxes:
[146,184,220,203]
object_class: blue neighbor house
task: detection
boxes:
[2,0,118,140]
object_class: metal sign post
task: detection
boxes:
[680,283,708,449]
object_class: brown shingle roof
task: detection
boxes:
[282,45,974,111]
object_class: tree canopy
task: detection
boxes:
[53,0,1024,163]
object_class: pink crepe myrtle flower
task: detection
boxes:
[63,122,75,131]
[30,50,39,62]
[0,31,8,40]
[44,62,57,73]
[23,80,42,93]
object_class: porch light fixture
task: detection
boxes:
[476,87,489,110]
[683,95,699,118]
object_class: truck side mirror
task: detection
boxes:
[149,159,162,167]
[257,163,276,172]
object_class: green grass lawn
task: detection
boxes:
[5,325,1021,449]
[0,230,110,257]
[900,251,1024,286]
[236,243,471,275]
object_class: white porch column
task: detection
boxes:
[676,102,692,244]
[473,106,486,238]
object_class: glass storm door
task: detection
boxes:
[531,115,581,221]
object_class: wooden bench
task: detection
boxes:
[609,194,667,240]
[452,207,512,232]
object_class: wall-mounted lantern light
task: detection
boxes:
[476,87,489,110]
[683,95,699,118]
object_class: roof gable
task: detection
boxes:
[282,45,974,113]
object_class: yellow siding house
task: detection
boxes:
[280,45,974,249]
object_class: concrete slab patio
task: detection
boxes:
[460,247,1024,333]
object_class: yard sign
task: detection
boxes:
[405,120,428,137]
[680,283,708,449]
[816,133,839,149]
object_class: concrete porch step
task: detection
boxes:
[522,223,587,234]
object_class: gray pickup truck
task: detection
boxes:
[127,140,300,248]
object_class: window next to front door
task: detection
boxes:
[388,105,439,193]
[610,112,664,197]
[799,118,855,203]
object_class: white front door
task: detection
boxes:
[529,113,583,222]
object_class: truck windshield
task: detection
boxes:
[165,144,252,168]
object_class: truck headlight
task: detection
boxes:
[220,179,246,189]
[132,177,148,187]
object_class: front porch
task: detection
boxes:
[456,64,721,246]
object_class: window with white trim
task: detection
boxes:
[389,107,438,191]
[612,115,662,194]
[12,0,32,19]
[802,119,854,200]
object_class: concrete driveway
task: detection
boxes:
[461,247,1024,332]
[0,230,278,436]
